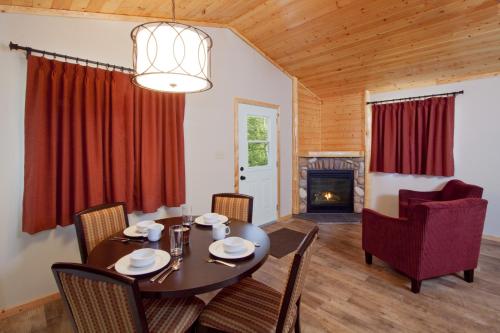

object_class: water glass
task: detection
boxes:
[169,225,184,257]
[182,225,191,245]
[181,204,194,225]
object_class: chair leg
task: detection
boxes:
[365,252,372,265]
[464,269,474,283]
[411,279,422,293]
[295,297,301,333]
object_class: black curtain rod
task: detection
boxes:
[367,90,464,105]
[9,41,134,73]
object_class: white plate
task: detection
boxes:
[115,249,171,276]
[123,224,164,237]
[194,214,229,226]
[208,239,255,259]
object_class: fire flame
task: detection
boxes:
[323,192,333,200]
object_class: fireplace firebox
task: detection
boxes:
[306,170,354,213]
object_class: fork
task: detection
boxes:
[110,237,147,244]
[150,262,174,282]
[157,259,181,283]
[207,258,236,267]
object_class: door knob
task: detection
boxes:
[240,175,246,180]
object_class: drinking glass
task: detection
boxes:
[182,225,191,245]
[181,204,194,225]
[169,225,184,257]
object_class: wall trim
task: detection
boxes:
[0,292,60,320]
[292,78,300,214]
[277,214,293,222]
[483,234,500,243]
[0,5,225,27]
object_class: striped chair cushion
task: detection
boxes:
[213,196,251,222]
[80,205,127,255]
[143,297,205,333]
[58,271,136,332]
[199,277,295,333]
[281,235,317,329]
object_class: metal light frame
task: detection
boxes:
[130,1,213,93]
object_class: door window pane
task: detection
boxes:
[248,143,268,167]
[247,116,268,141]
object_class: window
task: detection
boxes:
[247,115,269,167]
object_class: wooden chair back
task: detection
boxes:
[52,262,148,333]
[73,202,129,262]
[211,193,254,223]
[276,226,319,332]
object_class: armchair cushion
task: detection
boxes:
[399,189,440,218]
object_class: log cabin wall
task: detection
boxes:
[321,92,365,152]
[297,89,365,154]
[297,83,322,154]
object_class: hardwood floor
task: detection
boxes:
[2,219,500,332]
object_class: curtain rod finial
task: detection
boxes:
[9,41,17,50]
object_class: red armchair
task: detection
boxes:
[362,198,488,293]
[399,179,483,218]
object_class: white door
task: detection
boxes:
[237,102,278,226]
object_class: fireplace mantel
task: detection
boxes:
[299,151,365,158]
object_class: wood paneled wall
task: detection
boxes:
[321,92,365,151]
[298,83,322,154]
[298,88,365,154]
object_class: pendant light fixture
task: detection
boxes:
[131,0,213,93]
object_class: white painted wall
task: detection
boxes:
[367,76,500,237]
[0,13,292,308]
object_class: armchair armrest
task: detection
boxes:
[399,189,441,218]
[362,209,409,250]
[362,209,418,274]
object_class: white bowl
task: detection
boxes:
[129,248,156,268]
[203,213,220,224]
[223,237,246,253]
[136,220,155,233]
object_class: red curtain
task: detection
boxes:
[370,97,455,176]
[23,56,185,234]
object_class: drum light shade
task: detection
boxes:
[131,21,213,93]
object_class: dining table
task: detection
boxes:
[87,217,270,298]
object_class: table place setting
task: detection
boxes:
[194,212,229,226]
[112,248,172,276]
[123,219,166,239]
[208,236,256,261]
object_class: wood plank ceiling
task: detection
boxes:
[2,0,500,98]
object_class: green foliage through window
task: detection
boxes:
[247,116,268,141]
[248,143,268,167]
[247,116,269,167]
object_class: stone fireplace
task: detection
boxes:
[299,156,365,213]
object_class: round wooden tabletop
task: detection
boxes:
[87,217,270,298]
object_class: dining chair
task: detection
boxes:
[73,202,129,263]
[52,262,204,333]
[211,193,254,223]
[197,226,319,333]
